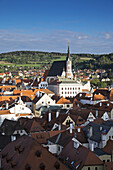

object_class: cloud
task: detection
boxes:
[105,33,111,39]
[0,29,113,54]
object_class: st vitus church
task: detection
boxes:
[47,45,90,98]
[47,44,73,83]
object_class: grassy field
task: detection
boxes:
[80,57,94,60]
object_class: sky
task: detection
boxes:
[0,0,113,54]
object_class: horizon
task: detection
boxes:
[0,49,113,55]
[0,0,113,54]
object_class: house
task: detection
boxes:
[32,93,56,116]
[56,97,73,109]
[102,139,113,162]
[59,140,104,170]
[1,135,68,170]
[30,77,48,89]
[48,130,73,155]
[94,148,111,163]
[82,121,113,150]
[18,117,44,134]
[21,96,32,110]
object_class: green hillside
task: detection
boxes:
[0,51,113,72]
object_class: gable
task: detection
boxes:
[62,115,75,125]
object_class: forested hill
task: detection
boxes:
[0,50,113,70]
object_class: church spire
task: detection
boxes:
[66,41,70,61]
[66,42,73,79]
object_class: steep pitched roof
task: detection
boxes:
[57,97,72,104]
[102,140,113,154]
[1,135,68,170]
[59,141,103,170]
[18,117,44,133]
[31,130,64,144]
[47,60,66,77]
[0,119,24,135]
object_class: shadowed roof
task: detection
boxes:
[1,135,68,170]
[47,61,66,76]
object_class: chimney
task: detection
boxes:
[89,143,94,151]
[100,126,102,131]
[88,126,93,138]
[70,123,73,134]
[6,102,9,110]
[11,135,16,141]
[72,138,79,149]
[14,105,17,114]
[58,124,61,130]
[77,127,81,133]
[96,110,98,118]
[56,111,59,118]
[48,112,51,122]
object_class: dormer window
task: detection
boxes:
[40,163,45,170]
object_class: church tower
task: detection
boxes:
[66,43,73,79]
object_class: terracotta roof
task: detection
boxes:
[105,162,113,170]
[31,130,64,144]
[59,141,103,169]
[93,94,105,100]
[37,88,55,95]
[1,135,68,170]
[109,89,113,101]
[93,118,105,124]
[93,89,110,100]
[0,110,12,115]
[84,150,103,165]
[57,97,72,104]
[0,96,18,102]
[18,118,44,133]
[102,140,113,154]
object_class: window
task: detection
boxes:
[107,160,110,162]
[103,160,105,163]
[95,167,98,170]
[48,101,50,104]
[58,146,60,151]
[78,119,83,122]
[67,105,70,108]
[42,101,44,104]
[109,136,111,139]
[88,167,90,170]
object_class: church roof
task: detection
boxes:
[47,60,66,77]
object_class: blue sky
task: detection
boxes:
[0,0,113,54]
